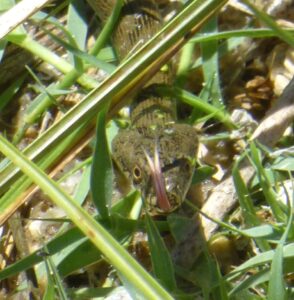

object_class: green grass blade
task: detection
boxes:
[10,0,119,139]
[41,248,69,300]
[213,263,229,300]
[242,0,294,47]
[0,135,173,299]
[72,164,91,206]
[6,33,99,89]
[57,239,102,277]
[41,29,115,74]
[156,85,235,129]
[88,0,123,56]
[67,0,88,56]
[145,214,177,291]
[189,28,294,44]
[91,105,113,219]
[0,225,83,280]
[272,156,294,171]
[250,142,285,222]
[68,287,114,299]
[0,74,26,111]
[200,17,222,107]
[176,41,195,88]
[0,123,90,224]
[229,268,269,296]
[43,259,56,300]
[227,243,294,280]
[232,157,261,226]
[268,180,293,299]
[268,244,286,300]
[0,197,154,281]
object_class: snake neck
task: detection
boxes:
[115,0,177,128]
[88,0,177,128]
[130,77,176,128]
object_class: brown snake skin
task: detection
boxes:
[87,0,198,214]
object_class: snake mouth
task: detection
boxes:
[143,147,172,212]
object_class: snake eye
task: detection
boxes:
[133,165,142,183]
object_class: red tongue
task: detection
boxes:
[143,147,171,212]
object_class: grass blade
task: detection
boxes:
[145,214,177,291]
[227,244,294,280]
[200,17,222,107]
[250,142,285,221]
[0,135,173,299]
[268,178,293,299]
[156,85,235,129]
[242,0,294,47]
[91,105,113,219]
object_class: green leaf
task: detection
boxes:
[201,17,222,107]
[156,85,235,129]
[232,157,261,226]
[68,287,114,299]
[190,28,294,44]
[241,225,275,238]
[43,270,56,300]
[268,244,286,300]
[42,27,115,74]
[272,157,294,171]
[191,165,216,184]
[250,142,285,222]
[227,243,294,279]
[91,105,113,219]
[268,184,293,300]
[145,214,177,291]
[111,190,141,219]
[0,224,83,281]
[88,0,123,56]
[58,239,102,277]
[230,259,294,296]
[67,0,88,53]
[41,248,68,300]
[167,214,196,243]
[72,164,91,206]
[213,263,229,300]
[229,268,269,296]
[0,124,89,226]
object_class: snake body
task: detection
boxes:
[88,0,198,213]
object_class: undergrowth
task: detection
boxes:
[0,0,293,299]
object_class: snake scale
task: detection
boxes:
[87,0,198,214]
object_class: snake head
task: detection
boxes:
[112,124,198,214]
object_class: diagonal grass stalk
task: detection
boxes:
[0,134,173,299]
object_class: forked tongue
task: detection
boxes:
[143,147,171,212]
